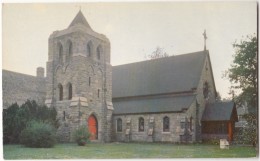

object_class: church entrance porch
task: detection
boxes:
[88,115,98,140]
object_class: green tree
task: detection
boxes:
[225,34,257,146]
[3,103,19,143]
[225,34,257,111]
[3,100,59,144]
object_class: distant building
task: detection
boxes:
[2,11,238,143]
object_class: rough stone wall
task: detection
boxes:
[112,109,196,143]
[194,52,217,141]
[2,70,46,109]
[185,101,197,142]
[45,23,113,143]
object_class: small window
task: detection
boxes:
[89,77,91,86]
[98,89,100,98]
[67,41,73,63]
[69,42,72,55]
[117,118,122,132]
[63,111,66,121]
[87,44,91,56]
[68,83,72,100]
[139,117,144,132]
[58,83,63,101]
[66,40,73,63]
[87,41,93,57]
[203,81,209,99]
[97,45,102,60]
[163,116,170,132]
[59,44,63,64]
[180,122,185,129]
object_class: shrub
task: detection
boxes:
[3,100,59,144]
[3,103,23,144]
[20,120,57,148]
[73,126,91,146]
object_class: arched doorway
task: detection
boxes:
[88,115,98,140]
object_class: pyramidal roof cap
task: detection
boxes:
[68,10,92,29]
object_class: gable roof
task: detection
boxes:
[112,51,208,98]
[113,94,196,115]
[202,101,238,121]
[2,70,46,109]
[69,10,92,29]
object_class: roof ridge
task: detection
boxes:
[68,10,92,29]
[3,69,38,78]
[113,50,207,68]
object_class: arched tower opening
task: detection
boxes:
[66,40,73,63]
[58,43,63,65]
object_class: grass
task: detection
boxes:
[3,142,257,159]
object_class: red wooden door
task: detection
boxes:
[88,115,98,140]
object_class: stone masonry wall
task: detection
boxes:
[112,109,196,143]
[2,70,46,109]
[194,52,217,141]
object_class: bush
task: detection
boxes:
[3,100,59,144]
[73,126,91,146]
[3,103,20,144]
[20,120,57,148]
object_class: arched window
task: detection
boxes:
[89,77,91,86]
[68,83,72,100]
[117,118,122,132]
[87,41,93,57]
[97,45,102,60]
[163,116,170,132]
[58,44,63,64]
[58,83,63,101]
[203,81,209,99]
[139,117,144,132]
[98,89,100,98]
[67,40,73,63]
[63,111,66,121]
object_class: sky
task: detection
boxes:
[2,2,257,99]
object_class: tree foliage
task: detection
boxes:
[20,120,57,148]
[224,34,257,146]
[146,47,169,59]
[225,34,257,112]
[3,100,59,144]
[243,113,257,145]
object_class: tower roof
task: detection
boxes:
[68,10,92,29]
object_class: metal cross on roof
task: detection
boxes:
[203,29,207,51]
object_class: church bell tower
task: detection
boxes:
[45,10,113,142]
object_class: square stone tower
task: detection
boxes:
[45,11,113,142]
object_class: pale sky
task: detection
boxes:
[2,2,257,99]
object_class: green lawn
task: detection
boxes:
[3,142,257,159]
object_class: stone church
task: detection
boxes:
[3,11,238,143]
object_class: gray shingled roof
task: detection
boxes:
[113,94,196,114]
[202,101,237,121]
[112,51,207,98]
[69,10,91,28]
[2,70,46,109]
